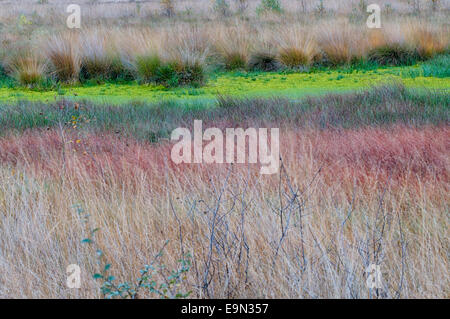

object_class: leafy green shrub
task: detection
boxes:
[177,62,205,87]
[75,204,192,299]
[153,61,205,88]
[368,44,418,66]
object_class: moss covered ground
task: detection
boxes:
[0,64,448,104]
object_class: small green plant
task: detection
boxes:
[256,0,282,15]
[76,204,192,299]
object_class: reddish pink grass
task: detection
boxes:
[0,125,448,190]
[302,126,449,184]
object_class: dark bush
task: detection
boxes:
[248,52,281,71]
[368,44,418,66]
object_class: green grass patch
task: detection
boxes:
[0,64,448,104]
[1,84,447,141]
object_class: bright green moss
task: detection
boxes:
[0,65,448,104]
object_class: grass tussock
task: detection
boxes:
[276,26,319,68]
[80,29,131,82]
[318,22,365,65]
[407,22,448,60]
[45,33,81,83]
[6,51,46,86]
[214,25,252,70]
[0,15,448,86]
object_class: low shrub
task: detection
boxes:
[368,44,418,66]
[80,55,133,82]
[154,61,205,87]
[135,54,162,83]
[155,62,179,87]
[176,62,205,87]
[248,52,281,71]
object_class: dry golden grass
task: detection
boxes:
[275,25,319,67]
[407,21,449,59]
[0,126,448,298]
[1,1,448,80]
[213,23,253,70]
[45,33,81,83]
[5,51,47,86]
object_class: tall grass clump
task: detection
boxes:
[248,31,280,71]
[164,26,210,86]
[214,25,252,70]
[318,22,365,66]
[45,33,81,83]
[421,54,450,77]
[368,44,418,66]
[135,54,162,83]
[407,23,448,60]
[407,54,450,78]
[276,26,319,68]
[80,30,131,82]
[366,27,417,66]
[7,51,46,86]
